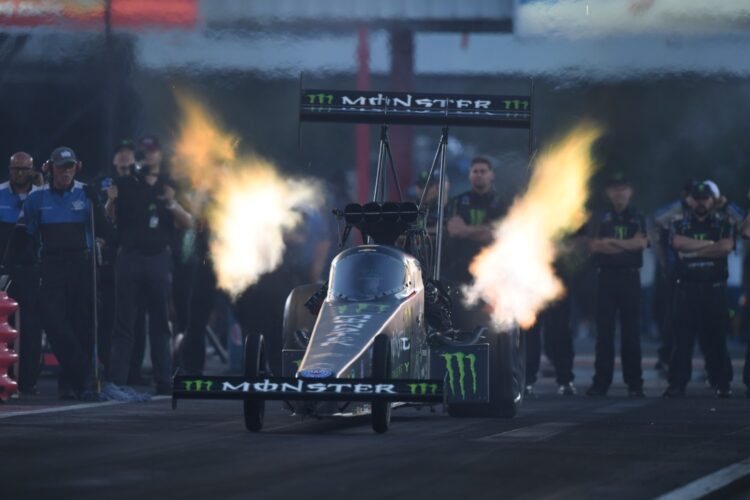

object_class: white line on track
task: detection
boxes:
[0,395,170,420]
[653,457,750,500]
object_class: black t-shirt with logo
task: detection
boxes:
[444,189,508,281]
[590,206,646,269]
[114,174,175,256]
[672,212,734,283]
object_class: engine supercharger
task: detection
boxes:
[0,290,19,401]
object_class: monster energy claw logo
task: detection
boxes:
[307,93,333,105]
[503,99,529,111]
[408,382,439,396]
[441,353,477,399]
[183,380,213,391]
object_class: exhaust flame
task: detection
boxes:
[173,93,320,298]
[463,123,602,330]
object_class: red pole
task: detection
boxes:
[389,29,414,197]
[0,291,19,401]
[356,26,371,204]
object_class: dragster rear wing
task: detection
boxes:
[300,89,531,129]
[173,375,444,403]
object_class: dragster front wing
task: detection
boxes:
[173,376,444,403]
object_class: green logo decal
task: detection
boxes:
[441,353,477,399]
[613,225,628,240]
[183,380,213,391]
[469,209,487,226]
[337,303,389,314]
[307,93,333,105]
[408,382,439,396]
[694,233,707,241]
[503,99,529,111]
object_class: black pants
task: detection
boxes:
[656,272,676,365]
[8,265,43,390]
[180,260,218,374]
[669,281,730,390]
[127,302,149,382]
[108,248,172,388]
[39,254,94,391]
[526,295,575,386]
[593,269,643,390]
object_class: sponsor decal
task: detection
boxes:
[392,361,410,377]
[299,368,334,379]
[400,338,411,352]
[503,99,529,111]
[183,379,213,391]
[307,92,333,105]
[335,303,389,314]
[441,352,478,400]
[303,91,530,116]
[408,382,439,396]
[218,378,397,395]
[613,225,628,239]
[320,314,372,347]
[72,200,85,210]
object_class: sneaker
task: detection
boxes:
[101,382,152,402]
[558,382,576,396]
[628,387,646,398]
[523,385,536,398]
[585,385,607,397]
[715,387,732,399]
[662,385,685,399]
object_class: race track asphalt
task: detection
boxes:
[2,350,750,500]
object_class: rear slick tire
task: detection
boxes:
[371,335,392,434]
[243,333,266,432]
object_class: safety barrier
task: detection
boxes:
[0,291,19,401]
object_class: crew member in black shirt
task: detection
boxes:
[586,173,648,398]
[444,156,507,283]
[663,182,735,399]
[105,156,192,394]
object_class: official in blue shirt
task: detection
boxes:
[0,151,43,394]
[24,146,108,399]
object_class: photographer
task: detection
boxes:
[106,151,192,395]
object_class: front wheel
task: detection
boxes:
[371,334,392,434]
[243,333,267,432]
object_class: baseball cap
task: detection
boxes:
[50,147,77,167]
[691,182,715,200]
[114,139,136,155]
[139,135,161,151]
[703,180,720,198]
[605,171,630,187]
